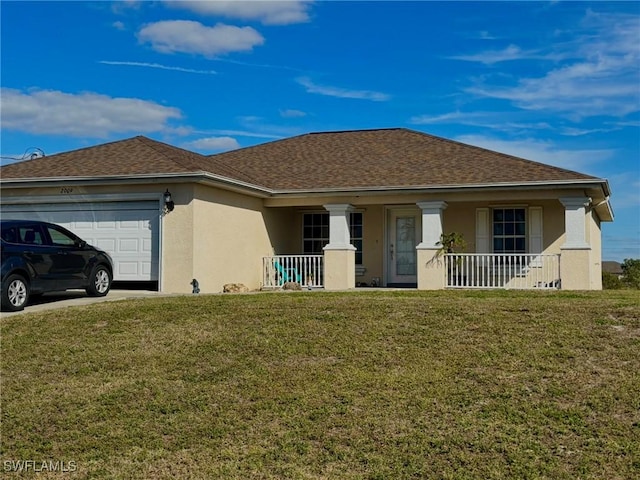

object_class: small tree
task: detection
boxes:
[437,232,466,254]
[621,258,640,289]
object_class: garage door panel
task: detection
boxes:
[95,239,117,252]
[118,238,139,252]
[1,202,159,282]
[119,220,141,229]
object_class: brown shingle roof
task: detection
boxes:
[1,129,601,192]
[211,128,599,190]
[0,136,258,185]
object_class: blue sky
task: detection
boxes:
[1,1,639,261]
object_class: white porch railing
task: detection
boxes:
[263,255,324,289]
[444,254,561,289]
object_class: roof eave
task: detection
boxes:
[0,174,614,221]
[0,172,273,198]
[268,178,611,196]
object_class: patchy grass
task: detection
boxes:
[1,290,639,479]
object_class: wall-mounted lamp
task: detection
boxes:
[163,189,175,213]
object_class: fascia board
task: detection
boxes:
[1,174,611,210]
[0,172,273,198]
[267,179,611,197]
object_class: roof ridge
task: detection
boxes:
[209,133,303,159]
[137,136,266,186]
[307,127,404,135]
[133,136,210,170]
[406,129,600,180]
[0,135,143,167]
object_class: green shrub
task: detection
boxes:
[602,271,623,289]
[621,258,640,289]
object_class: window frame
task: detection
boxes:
[302,211,363,265]
[492,207,527,254]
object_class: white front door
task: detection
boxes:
[387,208,421,285]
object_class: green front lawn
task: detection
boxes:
[1,290,639,479]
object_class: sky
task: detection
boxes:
[1,1,639,261]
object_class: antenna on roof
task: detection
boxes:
[0,147,46,163]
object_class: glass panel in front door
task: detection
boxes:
[396,216,417,276]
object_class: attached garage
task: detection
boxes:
[1,199,161,283]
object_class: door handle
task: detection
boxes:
[390,243,394,260]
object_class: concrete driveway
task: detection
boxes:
[0,289,164,318]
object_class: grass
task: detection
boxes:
[1,290,639,479]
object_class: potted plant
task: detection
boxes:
[437,232,466,255]
[437,232,467,285]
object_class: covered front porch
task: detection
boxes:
[262,253,561,290]
[261,197,599,291]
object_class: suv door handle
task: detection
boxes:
[57,250,69,255]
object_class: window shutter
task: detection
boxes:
[529,206,543,266]
[476,208,490,253]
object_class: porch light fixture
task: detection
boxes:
[163,189,175,213]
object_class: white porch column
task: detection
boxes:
[559,197,592,290]
[560,197,591,249]
[416,201,448,249]
[323,204,356,290]
[416,201,448,289]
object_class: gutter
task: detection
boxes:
[1,173,613,220]
[0,172,273,198]
[0,174,610,196]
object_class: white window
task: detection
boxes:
[476,206,543,256]
[492,208,526,253]
[303,212,363,264]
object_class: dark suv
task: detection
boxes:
[1,220,114,311]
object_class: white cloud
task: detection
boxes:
[184,136,240,153]
[451,45,545,64]
[193,128,281,139]
[410,110,492,125]
[409,110,555,136]
[454,134,614,173]
[463,11,640,119]
[0,88,182,137]
[280,109,307,118]
[99,60,217,75]
[112,21,126,31]
[111,0,142,15]
[138,21,264,57]
[165,0,313,25]
[296,77,390,102]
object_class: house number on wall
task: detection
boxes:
[60,187,74,194]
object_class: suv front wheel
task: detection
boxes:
[86,265,112,297]
[1,274,30,312]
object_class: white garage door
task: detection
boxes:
[1,202,160,281]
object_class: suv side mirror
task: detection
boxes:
[76,239,87,248]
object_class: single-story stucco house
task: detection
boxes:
[0,128,613,292]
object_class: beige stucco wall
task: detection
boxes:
[361,205,385,284]
[0,183,607,292]
[560,248,593,290]
[186,184,283,293]
[442,200,566,255]
[160,184,194,293]
[589,209,603,289]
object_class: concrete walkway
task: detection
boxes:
[0,289,164,318]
